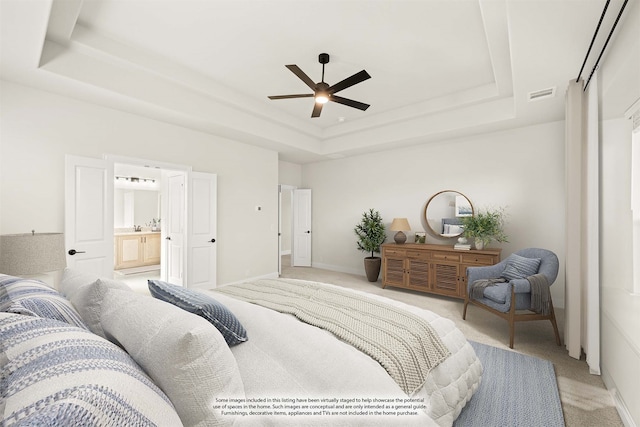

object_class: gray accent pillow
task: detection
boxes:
[148,279,247,346]
[501,254,541,280]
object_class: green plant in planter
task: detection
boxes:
[354,209,386,281]
[461,207,508,249]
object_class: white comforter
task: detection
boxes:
[207,280,482,427]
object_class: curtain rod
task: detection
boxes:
[583,0,629,91]
[576,0,610,83]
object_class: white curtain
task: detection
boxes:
[564,76,601,375]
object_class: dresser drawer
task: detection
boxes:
[461,253,496,265]
[406,250,430,261]
[431,252,461,262]
[384,248,406,257]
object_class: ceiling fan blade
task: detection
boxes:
[328,70,371,94]
[268,94,314,100]
[286,65,317,90]
[311,102,323,118]
[330,95,370,111]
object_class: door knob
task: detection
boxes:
[210,238,216,243]
[305,230,311,234]
[68,249,86,256]
[165,237,171,240]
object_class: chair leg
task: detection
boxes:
[463,297,469,320]
[549,302,561,346]
[509,287,516,349]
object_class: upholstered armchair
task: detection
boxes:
[463,248,561,349]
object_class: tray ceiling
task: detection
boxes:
[0,0,625,163]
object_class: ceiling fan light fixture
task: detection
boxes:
[268,53,371,117]
[315,92,329,104]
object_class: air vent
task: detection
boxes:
[528,87,556,102]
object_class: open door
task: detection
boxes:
[292,188,312,267]
[64,155,114,277]
[164,171,186,286]
[187,172,217,289]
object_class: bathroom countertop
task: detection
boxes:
[114,231,161,236]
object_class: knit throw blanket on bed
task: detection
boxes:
[216,279,451,395]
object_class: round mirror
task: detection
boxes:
[423,190,474,238]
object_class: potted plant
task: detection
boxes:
[461,207,508,250]
[354,209,386,282]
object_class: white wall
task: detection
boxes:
[302,121,567,306]
[0,81,279,285]
[278,160,302,186]
[598,0,640,423]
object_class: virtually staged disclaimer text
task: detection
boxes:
[214,397,427,418]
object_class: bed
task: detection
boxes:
[0,270,482,427]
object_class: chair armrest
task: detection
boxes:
[510,278,531,293]
[467,263,505,284]
[466,263,506,294]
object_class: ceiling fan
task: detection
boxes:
[268,53,371,118]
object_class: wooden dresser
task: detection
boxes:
[381,243,501,299]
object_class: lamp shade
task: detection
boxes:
[390,218,411,231]
[0,232,66,276]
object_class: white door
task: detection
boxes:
[64,155,114,277]
[164,172,186,285]
[187,172,217,289]
[292,189,312,267]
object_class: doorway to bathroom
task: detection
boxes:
[65,154,217,291]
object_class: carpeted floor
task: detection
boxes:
[279,256,624,427]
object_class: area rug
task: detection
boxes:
[454,341,565,427]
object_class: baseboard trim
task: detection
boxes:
[602,366,637,427]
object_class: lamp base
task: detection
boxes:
[394,231,407,244]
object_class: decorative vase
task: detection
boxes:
[364,257,382,282]
[474,238,485,250]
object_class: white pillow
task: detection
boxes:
[59,268,99,298]
[69,278,131,339]
[100,288,246,427]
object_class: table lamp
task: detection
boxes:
[390,218,411,244]
[0,231,66,276]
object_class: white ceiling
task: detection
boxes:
[0,0,628,163]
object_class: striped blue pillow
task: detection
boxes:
[1,275,59,310]
[501,254,541,280]
[0,275,87,329]
[6,297,88,329]
[1,312,182,426]
[148,279,247,346]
